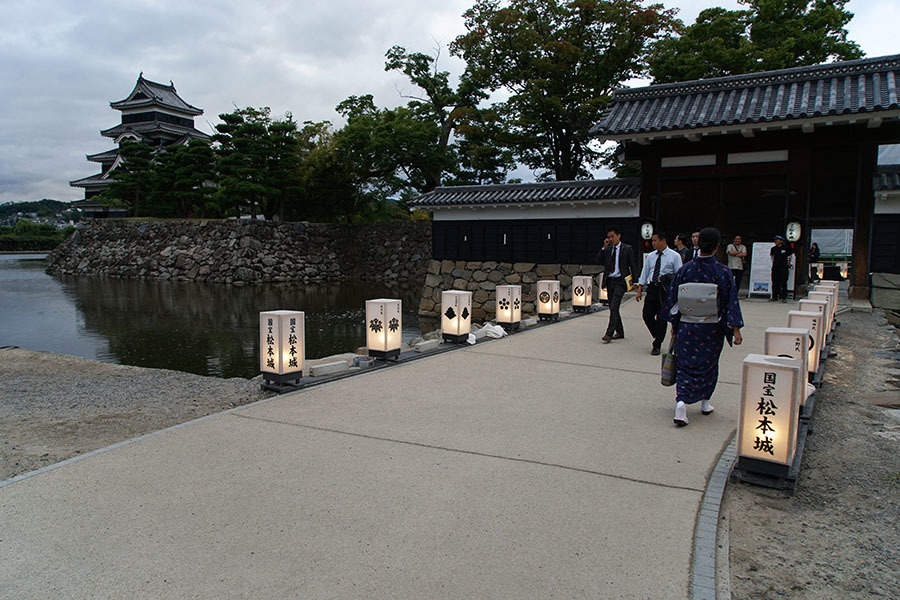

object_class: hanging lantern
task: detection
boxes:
[495,285,522,330]
[787,310,824,375]
[366,299,402,360]
[259,310,305,385]
[571,275,593,313]
[536,280,561,321]
[808,290,835,333]
[785,220,802,243]
[640,222,654,241]
[737,354,804,477]
[441,290,473,343]
[764,327,814,403]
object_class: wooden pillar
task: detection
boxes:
[851,143,878,299]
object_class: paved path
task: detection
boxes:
[0,298,792,598]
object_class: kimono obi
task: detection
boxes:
[678,282,719,323]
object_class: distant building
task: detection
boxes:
[70,74,209,215]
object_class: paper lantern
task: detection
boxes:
[785,220,802,243]
[737,354,804,477]
[571,275,593,313]
[536,280,560,321]
[366,299,402,359]
[441,290,473,343]
[787,310,824,375]
[598,281,609,304]
[838,262,849,279]
[260,310,305,384]
[814,283,839,322]
[764,327,814,403]
[641,222,654,240]
[797,298,829,343]
[495,285,522,330]
[808,290,835,333]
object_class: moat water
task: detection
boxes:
[0,254,422,379]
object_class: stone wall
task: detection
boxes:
[46,219,431,286]
[418,259,603,322]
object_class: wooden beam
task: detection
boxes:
[868,117,883,129]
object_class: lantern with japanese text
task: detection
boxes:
[259,310,305,385]
[366,299,402,359]
[813,284,838,321]
[571,275,593,313]
[787,310,824,375]
[798,298,829,343]
[495,285,522,330]
[536,280,560,321]
[737,354,804,477]
[598,280,608,304]
[808,290,835,333]
[441,290,473,343]
[764,327,814,403]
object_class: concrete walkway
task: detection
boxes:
[1,298,792,599]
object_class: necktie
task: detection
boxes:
[653,251,662,282]
[612,246,618,274]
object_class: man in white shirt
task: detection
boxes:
[726,234,748,296]
[636,231,683,355]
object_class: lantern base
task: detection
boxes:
[538,313,559,322]
[262,371,303,385]
[369,348,400,361]
[571,305,591,313]
[498,321,521,331]
[442,333,469,344]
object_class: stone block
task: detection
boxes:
[871,287,900,311]
[414,339,441,353]
[872,272,900,288]
[521,272,539,284]
[419,298,435,312]
[487,270,504,282]
[558,274,572,288]
[451,268,472,279]
[472,270,488,282]
[466,261,482,270]
[472,307,487,321]
[455,260,467,268]
[514,262,536,272]
[467,281,480,291]
[441,259,455,273]
[479,281,497,291]
[473,289,491,303]
[309,361,349,377]
[536,264,561,277]
[427,260,441,275]
[505,273,521,284]
[482,261,498,270]
[424,273,442,287]
[581,265,603,275]
[453,278,468,290]
[523,317,539,327]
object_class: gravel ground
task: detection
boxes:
[724,309,900,598]
[0,348,272,480]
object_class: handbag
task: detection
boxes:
[660,334,677,386]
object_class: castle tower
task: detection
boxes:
[70,74,210,202]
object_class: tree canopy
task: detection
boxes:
[648,0,863,84]
[451,0,678,180]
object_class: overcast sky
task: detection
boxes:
[1,0,894,205]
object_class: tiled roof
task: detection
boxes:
[592,54,900,140]
[69,172,109,187]
[111,75,203,116]
[100,121,210,140]
[86,148,120,163]
[408,178,641,208]
[875,165,900,191]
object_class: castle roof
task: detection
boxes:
[408,178,641,208]
[110,75,203,116]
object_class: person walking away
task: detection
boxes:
[809,242,821,282]
[635,231,682,355]
[596,225,639,343]
[674,233,691,264]
[770,235,792,302]
[726,235,748,296]
[662,227,743,426]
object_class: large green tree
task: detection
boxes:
[451,0,678,180]
[648,0,863,84]
[213,107,301,221]
[100,139,155,217]
[153,140,218,218]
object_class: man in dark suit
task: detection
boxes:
[596,225,640,343]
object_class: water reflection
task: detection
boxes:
[0,255,421,379]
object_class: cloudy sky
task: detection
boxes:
[1,0,894,205]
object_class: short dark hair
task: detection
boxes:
[653,231,668,242]
[698,227,721,254]
[676,233,688,244]
[607,225,621,235]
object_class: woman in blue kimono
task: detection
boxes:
[662,227,744,426]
